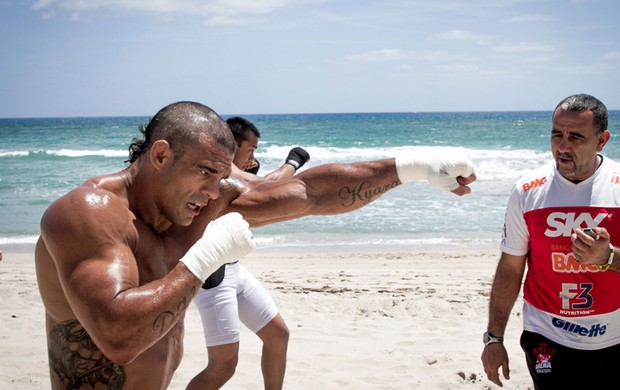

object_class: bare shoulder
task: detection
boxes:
[40,178,137,262]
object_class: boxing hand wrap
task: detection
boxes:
[285,147,310,170]
[395,150,474,191]
[180,212,256,282]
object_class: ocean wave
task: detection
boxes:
[256,144,551,181]
[254,234,498,252]
[0,149,127,158]
[0,235,39,245]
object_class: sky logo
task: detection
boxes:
[545,212,608,237]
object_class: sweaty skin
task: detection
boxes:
[36,104,476,389]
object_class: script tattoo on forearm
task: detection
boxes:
[339,180,399,207]
[49,320,125,389]
[152,285,195,335]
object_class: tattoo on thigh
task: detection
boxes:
[153,285,195,335]
[338,180,399,207]
[49,320,125,389]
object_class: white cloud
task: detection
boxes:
[409,51,454,62]
[204,15,262,26]
[601,51,620,60]
[31,0,293,18]
[31,0,57,10]
[492,42,556,53]
[346,49,406,62]
[346,48,468,64]
[436,29,486,42]
[505,14,551,23]
[434,63,479,73]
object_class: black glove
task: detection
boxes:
[245,159,260,175]
[285,147,310,171]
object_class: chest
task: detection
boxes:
[130,198,232,285]
[132,222,187,285]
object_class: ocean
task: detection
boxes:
[1,111,619,252]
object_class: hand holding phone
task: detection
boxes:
[583,228,598,239]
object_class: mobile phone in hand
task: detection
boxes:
[583,228,598,239]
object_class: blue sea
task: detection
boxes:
[1,111,619,252]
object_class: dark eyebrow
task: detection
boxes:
[551,129,586,138]
[198,163,220,175]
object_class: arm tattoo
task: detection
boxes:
[49,320,125,389]
[152,285,195,335]
[338,180,399,207]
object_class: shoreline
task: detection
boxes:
[0,240,500,255]
[0,246,531,389]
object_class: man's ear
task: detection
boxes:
[597,130,611,152]
[150,139,172,170]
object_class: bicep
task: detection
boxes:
[495,252,527,284]
[41,193,139,325]
[65,247,138,323]
[228,178,311,227]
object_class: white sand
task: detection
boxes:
[0,246,533,389]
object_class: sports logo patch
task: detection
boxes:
[532,342,556,374]
[535,353,552,373]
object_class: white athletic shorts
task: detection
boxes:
[193,262,279,347]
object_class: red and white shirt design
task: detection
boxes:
[501,157,620,350]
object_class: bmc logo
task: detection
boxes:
[612,175,620,185]
[553,253,598,273]
[545,212,608,237]
[523,176,547,192]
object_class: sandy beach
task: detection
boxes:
[0,245,533,389]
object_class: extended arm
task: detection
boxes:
[232,146,310,182]
[481,252,527,387]
[228,152,475,227]
[263,147,311,180]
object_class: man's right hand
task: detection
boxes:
[395,149,476,195]
[481,343,510,387]
[179,212,256,281]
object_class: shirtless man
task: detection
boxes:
[35,101,476,389]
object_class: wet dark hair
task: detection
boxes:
[126,101,236,164]
[226,116,261,144]
[554,94,608,134]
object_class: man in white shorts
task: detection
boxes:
[187,117,310,390]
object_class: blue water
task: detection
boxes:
[1,111,619,251]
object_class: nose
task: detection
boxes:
[201,180,220,200]
[555,135,571,153]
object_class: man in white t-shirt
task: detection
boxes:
[482,94,620,389]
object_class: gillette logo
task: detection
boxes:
[552,318,607,337]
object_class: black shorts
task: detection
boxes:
[520,331,620,390]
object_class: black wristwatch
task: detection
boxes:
[483,331,504,346]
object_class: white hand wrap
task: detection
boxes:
[180,212,256,281]
[395,150,474,191]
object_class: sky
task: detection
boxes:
[1,0,619,118]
